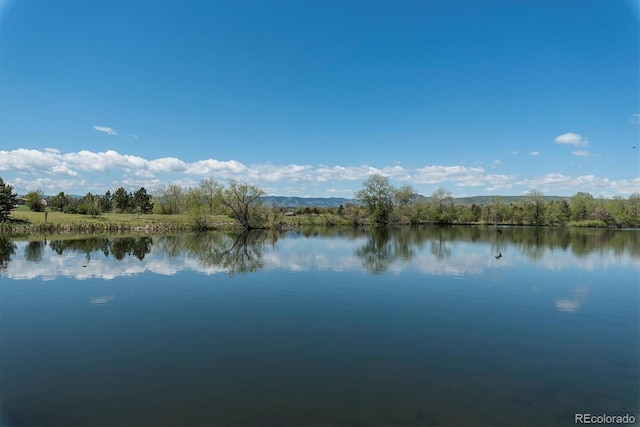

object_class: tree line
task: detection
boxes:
[22,187,154,215]
[0,177,266,230]
[354,175,640,228]
[1,175,639,229]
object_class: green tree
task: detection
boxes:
[112,187,133,213]
[523,190,547,226]
[394,185,418,207]
[570,192,595,221]
[133,187,154,214]
[429,187,453,224]
[0,177,18,222]
[198,178,222,215]
[100,190,112,212]
[546,199,570,226]
[219,180,265,229]
[393,185,418,223]
[49,192,71,212]
[470,203,482,222]
[155,183,186,214]
[628,193,640,227]
[488,196,506,225]
[78,192,101,215]
[355,174,396,226]
[25,189,45,212]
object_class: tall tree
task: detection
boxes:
[219,181,265,229]
[546,199,570,226]
[133,187,154,213]
[429,187,453,224]
[100,190,112,212]
[523,190,547,226]
[570,192,594,221]
[0,177,18,222]
[355,174,396,226]
[198,178,222,215]
[155,184,186,214]
[112,187,133,213]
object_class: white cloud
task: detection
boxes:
[326,188,356,196]
[572,150,590,157]
[529,151,539,156]
[9,177,88,193]
[517,174,640,195]
[484,174,515,191]
[413,165,485,185]
[1,148,637,197]
[554,132,588,146]
[510,150,518,155]
[0,148,59,173]
[185,159,248,177]
[93,125,118,136]
[149,157,187,173]
[630,114,640,124]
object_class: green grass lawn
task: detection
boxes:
[8,206,237,227]
[4,206,353,234]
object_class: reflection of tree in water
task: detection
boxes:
[110,237,153,260]
[24,241,46,263]
[520,228,546,260]
[48,236,153,261]
[355,228,415,273]
[0,236,17,276]
[204,231,270,274]
[353,226,639,271]
[429,227,452,260]
[156,231,276,275]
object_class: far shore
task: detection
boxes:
[1,208,636,236]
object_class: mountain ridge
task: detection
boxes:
[261,195,569,208]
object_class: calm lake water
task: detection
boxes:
[0,226,638,426]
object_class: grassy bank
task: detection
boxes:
[2,207,631,235]
[1,209,242,234]
[0,208,354,234]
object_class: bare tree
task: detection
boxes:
[219,181,265,229]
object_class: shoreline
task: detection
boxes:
[1,219,636,237]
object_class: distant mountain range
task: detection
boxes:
[45,194,569,208]
[261,195,569,208]
[261,196,354,207]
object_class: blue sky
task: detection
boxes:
[1,0,638,198]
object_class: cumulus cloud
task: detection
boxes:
[1,148,637,197]
[630,114,640,124]
[517,174,640,195]
[0,148,60,173]
[9,177,88,193]
[413,165,485,185]
[554,132,588,146]
[93,125,118,136]
[186,159,247,176]
[529,151,539,156]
